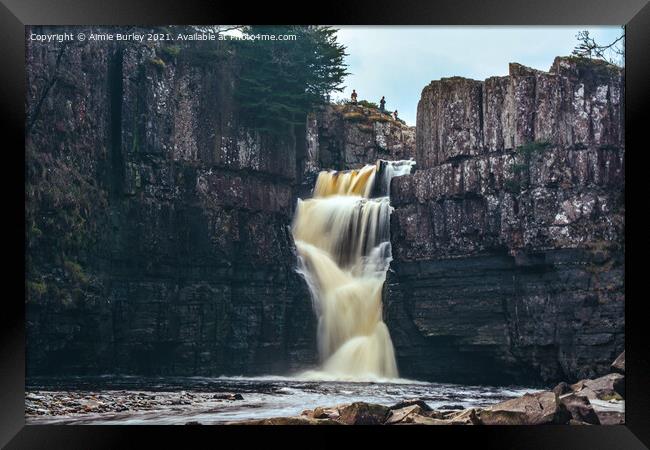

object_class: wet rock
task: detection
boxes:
[429,410,452,419]
[613,376,625,399]
[236,417,340,425]
[213,393,244,401]
[386,405,425,424]
[553,382,572,396]
[405,415,452,425]
[336,402,390,425]
[438,404,465,410]
[572,373,624,401]
[479,391,570,425]
[388,399,433,412]
[559,393,600,425]
[311,407,329,419]
[594,411,625,425]
[445,408,481,425]
[610,351,625,374]
[305,406,340,420]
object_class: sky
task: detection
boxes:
[332,26,624,125]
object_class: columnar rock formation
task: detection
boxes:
[26,27,317,376]
[385,57,625,384]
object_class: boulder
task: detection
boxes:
[336,402,390,425]
[594,410,625,425]
[613,376,625,399]
[445,408,481,425]
[589,397,625,425]
[572,373,624,401]
[429,410,452,419]
[312,406,339,420]
[388,399,433,412]
[611,351,625,374]
[553,381,572,396]
[559,393,600,425]
[479,391,570,425]
[407,415,453,425]
[386,404,426,424]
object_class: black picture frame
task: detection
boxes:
[2,0,647,447]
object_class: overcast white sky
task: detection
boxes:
[332,26,624,125]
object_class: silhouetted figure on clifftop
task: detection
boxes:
[351,89,358,105]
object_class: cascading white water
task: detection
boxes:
[292,159,415,380]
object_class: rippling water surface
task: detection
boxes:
[26,375,541,425]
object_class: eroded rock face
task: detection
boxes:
[387,56,624,385]
[302,104,415,174]
[25,26,317,377]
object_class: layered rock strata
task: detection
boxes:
[385,57,624,384]
[26,26,316,376]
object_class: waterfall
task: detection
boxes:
[292,159,415,380]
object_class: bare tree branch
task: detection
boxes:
[572,28,625,66]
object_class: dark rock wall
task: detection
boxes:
[26,27,316,377]
[386,57,624,385]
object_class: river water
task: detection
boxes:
[26,375,540,425]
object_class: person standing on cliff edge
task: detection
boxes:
[393,110,398,120]
[380,96,386,113]
[351,89,358,105]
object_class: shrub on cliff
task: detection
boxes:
[357,100,379,109]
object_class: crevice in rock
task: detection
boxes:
[27,43,68,135]
[108,46,125,200]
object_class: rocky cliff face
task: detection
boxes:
[26,27,317,377]
[386,57,624,385]
[301,104,415,190]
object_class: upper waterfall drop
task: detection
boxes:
[292,159,415,381]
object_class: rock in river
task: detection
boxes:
[337,402,390,425]
[479,391,570,425]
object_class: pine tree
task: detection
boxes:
[235,26,348,135]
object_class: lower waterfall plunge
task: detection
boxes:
[292,160,415,380]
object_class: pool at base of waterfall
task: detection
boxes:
[25,375,539,424]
